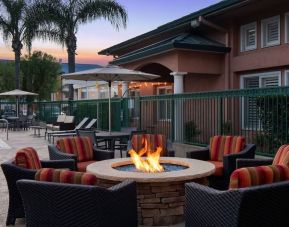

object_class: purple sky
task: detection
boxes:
[0,0,221,65]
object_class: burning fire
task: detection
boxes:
[129,139,164,173]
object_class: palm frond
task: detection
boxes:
[76,0,127,30]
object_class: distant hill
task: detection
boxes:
[0,59,102,73]
[61,63,102,74]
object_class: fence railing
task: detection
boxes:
[2,86,289,156]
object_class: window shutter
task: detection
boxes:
[244,77,259,129]
[246,28,256,47]
[267,20,279,43]
[245,77,259,88]
[261,76,279,87]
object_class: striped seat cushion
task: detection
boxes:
[131,134,167,156]
[56,137,94,162]
[273,145,289,166]
[35,168,98,185]
[229,165,289,189]
[210,135,245,161]
[15,147,42,170]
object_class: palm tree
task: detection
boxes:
[37,0,128,73]
[0,0,41,89]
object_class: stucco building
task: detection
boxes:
[99,0,289,96]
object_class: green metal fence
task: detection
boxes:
[2,86,289,156]
[132,86,289,157]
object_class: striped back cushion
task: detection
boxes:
[15,147,42,169]
[56,137,93,162]
[131,134,167,156]
[273,145,289,166]
[229,165,289,189]
[210,136,245,161]
[35,168,98,185]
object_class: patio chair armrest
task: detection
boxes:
[48,144,77,162]
[1,161,37,180]
[185,182,242,227]
[223,144,256,177]
[93,148,114,161]
[40,159,76,170]
[186,148,209,160]
[236,158,274,168]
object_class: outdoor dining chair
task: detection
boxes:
[1,147,75,225]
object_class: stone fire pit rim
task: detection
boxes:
[87,157,215,183]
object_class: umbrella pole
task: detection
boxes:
[108,81,111,133]
[16,96,19,117]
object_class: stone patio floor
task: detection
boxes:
[0,129,184,227]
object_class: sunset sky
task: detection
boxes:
[0,0,221,66]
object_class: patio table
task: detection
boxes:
[94,131,130,151]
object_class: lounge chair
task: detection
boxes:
[46,117,90,141]
[46,114,66,131]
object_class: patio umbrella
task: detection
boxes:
[62,65,160,132]
[0,89,38,117]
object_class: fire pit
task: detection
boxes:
[87,157,215,226]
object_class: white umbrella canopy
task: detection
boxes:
[62,65,160,132]
[61,65,160,82]
[0,89,38,96]
[0,89,38,117]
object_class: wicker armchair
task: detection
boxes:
[186,135,256,189]
[185,180,289,227]
[48,136,114,172]
[237,144,289,169]
[0,148,75,225]
[17,179,138,227]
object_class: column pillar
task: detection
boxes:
[170,72,187,94]
[170,72,187,142]
[122,81,129,97]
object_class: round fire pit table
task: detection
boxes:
[87,157,215,226]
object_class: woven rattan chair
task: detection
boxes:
[186,135,256,189]
[48,136,114,172]
[17,179,138,227]
[185,180,289,227]
[1,148,74,225]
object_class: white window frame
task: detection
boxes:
[285,13,289,44]
[157,86,172,121]
[240,22,257,52]
[240,71,281,129]
[261,15,280,48]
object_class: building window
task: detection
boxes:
[157,86,172,120]
[240,22,257,52]
[285,13,289,43]
[241,71,281,129]
[261,16,280,47]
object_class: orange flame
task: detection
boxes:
[129,139,164,173]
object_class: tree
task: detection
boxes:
[0,61,15,92]
[0,0,43,89]
[21,51,61,100]
[37,0,127,73]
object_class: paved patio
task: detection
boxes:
[0,129,184,227]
